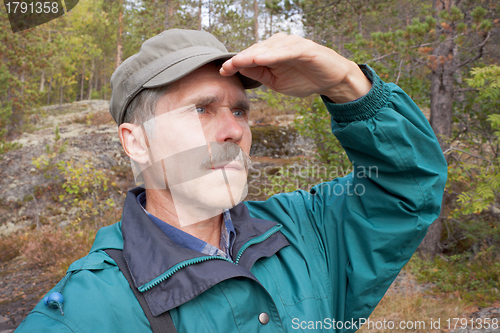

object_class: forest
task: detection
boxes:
[1,0,499,331]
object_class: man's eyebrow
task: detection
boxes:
[234,100,250,111]
[186,95,250,111]
[186,95,220,106]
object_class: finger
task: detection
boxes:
[220,54,264,76]
[221,33,296,76]
[223,37,315,76]
[221,47,296,76]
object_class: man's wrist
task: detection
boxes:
[320,61,372,103]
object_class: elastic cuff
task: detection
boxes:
[321,64,391,123]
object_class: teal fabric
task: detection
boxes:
[15,67,447,333]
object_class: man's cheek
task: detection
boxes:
[146,106,208,162]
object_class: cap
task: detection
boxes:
[109,29,261,125]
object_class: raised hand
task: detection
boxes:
[220,33,371,103]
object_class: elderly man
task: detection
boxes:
[16,29,447,332]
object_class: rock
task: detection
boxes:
[59,220,71,228]
[472,306,500,319]
[250,126,315,158]
[274,114,296,127]
[0,221,25,237]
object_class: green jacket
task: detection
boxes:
[16,67,447,332]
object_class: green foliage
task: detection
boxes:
[32,126,68,177]
[31,125,114,227]
[408,248,500,307]
[294,97,351,168]
[263,96,352,198]
[467,66,500,102]
[0,14,43,138]
[57,160,115,228]
[471,6,487,23]
[0,141,22,155]
[445,66,500,252]
[253,89,301,113]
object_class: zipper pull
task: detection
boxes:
[43,271,72,315]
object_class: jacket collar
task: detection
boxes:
[120,187,289,316]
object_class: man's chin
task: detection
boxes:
[171,184,248,227]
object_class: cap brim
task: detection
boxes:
[143,52,261,90]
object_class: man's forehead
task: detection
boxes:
[159,63,249,107]
[176,62,244,87]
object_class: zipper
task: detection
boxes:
[138,223,283,292]
[139,256,234,292]
[235,224,283,264]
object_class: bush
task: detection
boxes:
[23,225,96,278]
[262,96,353,198]
[57,160,116,228]
[443,66,500,253]
[0,232,25,262]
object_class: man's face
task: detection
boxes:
[138,63,252,225]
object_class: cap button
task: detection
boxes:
[258,312,269,325]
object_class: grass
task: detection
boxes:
[356,249,500,332]
[407,248,500,308]
[0,225,95,279]
[359,289,466,333]
[0,204,121,280]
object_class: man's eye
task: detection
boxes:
[233,110,245,117]
[196,107,206,114]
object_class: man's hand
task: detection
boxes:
[220,33,372,103]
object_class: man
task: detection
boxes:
[16,29,447,332]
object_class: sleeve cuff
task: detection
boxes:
[321,64,391,123]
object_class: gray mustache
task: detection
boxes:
[200,142,251,169]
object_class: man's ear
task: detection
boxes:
[119,123,150,165]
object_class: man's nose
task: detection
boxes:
[213,109,244,143]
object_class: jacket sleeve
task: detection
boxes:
[247,65,447,326]
[312,65,447,321]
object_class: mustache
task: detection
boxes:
[200,142,252,169]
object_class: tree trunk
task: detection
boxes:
[80,60,85,101]
[47,75,52,105]
[419,0,455,256]
[103,60,107,100]
[429,53,454,151]
[115,0,124,69]
[270,13,273,35]
[357,12,363,36]
[59,77,64,107]
[88,58,95,100]
[40,70,45,92]
[198,0,202,30]
[208,0,212,30]
[165,0,170,29]
[254,0,259,42]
